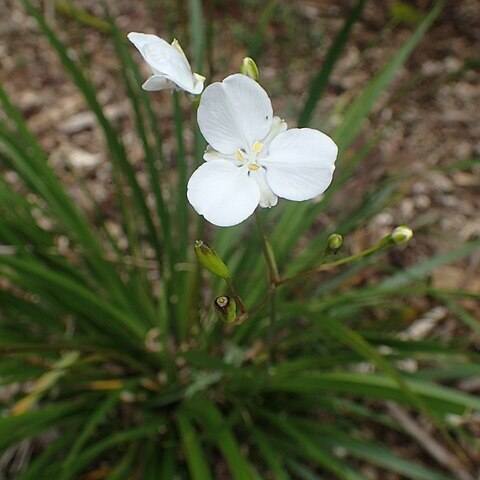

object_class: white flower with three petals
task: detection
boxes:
[127,32,205,94]
[187,74,338,227]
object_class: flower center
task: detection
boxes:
[236,141,264,171]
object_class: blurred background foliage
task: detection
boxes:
[0,0,479,478]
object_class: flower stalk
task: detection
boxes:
[225,277,248,316]
[255,211,279,362]
[278,226,414,286]
[255,211,280,285]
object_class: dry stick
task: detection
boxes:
[459,250,480,291]
[387,402,474,480]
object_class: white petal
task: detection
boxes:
[142,43,196,92]
[128,32,166,53]
[251,168,278,208]
[142,75,176,91]
[261,128,337,201]
[203,145,240,165]
[171,38,189,63]
[197,74,273,155]
[262,116,288,146]
[189,74,205,95]
[128,32,204,95]
[187,161,260,227]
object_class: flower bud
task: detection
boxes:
[240,57,260,81]
[391,225,414,244]
[194,240,230,279]
[214,295,237,323]
[327,233,343,251]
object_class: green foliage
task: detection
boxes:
[1,1,478,478]
[390,1,425,25]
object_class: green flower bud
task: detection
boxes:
[328,233,343,251]
[214,295,237,323]
[391,225,414,244]
[194,240,230,279]
[240,57,260,81]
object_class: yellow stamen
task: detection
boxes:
[248,164,260,171]
[252,141,264,153]
[236,150,245,162]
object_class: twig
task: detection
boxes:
[387,402,474,480]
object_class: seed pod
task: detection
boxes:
[194,240,229,279]
[214,295,237,324]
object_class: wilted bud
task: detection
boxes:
[194,240,230,279]
[327,233,343,251]
[240,57,260,81]
[391,225,413,244]
[214,295,237,323]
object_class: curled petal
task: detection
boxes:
[142,75,176,91]
[250,168,278,208]
[262,116,288,147]
[203,145,240,165]
[127,32,204,94]
[127,32,164,52]
[197,74,273,155]
[262,128,337,201]
[187,161,260,227]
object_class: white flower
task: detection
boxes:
[187,74,338,227]
[127,32,205,94]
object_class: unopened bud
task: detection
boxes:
[214,295,237,323]
[328,233,343,251]
[240,57,260,81]
[391,225,413,244]
[194,240,229,279]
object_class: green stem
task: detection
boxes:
[268,287,276,361]
[249,236,404,323]
[225,277,247,315]
[254,210,279,361]
[173,92,187,260]
[187,118,206,334]
[254,211,280,283]
[279,241,389,286]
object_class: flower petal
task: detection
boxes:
[127,32,165,53]
[197,74,273,155]
[262,128,337,201]
[250,168,278,208]
[128,32,204,94]
[203,145,240,165]
[262,116,288,147]
[142,75,176,91]
[187,160,260,227]
[142,43,197,93]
